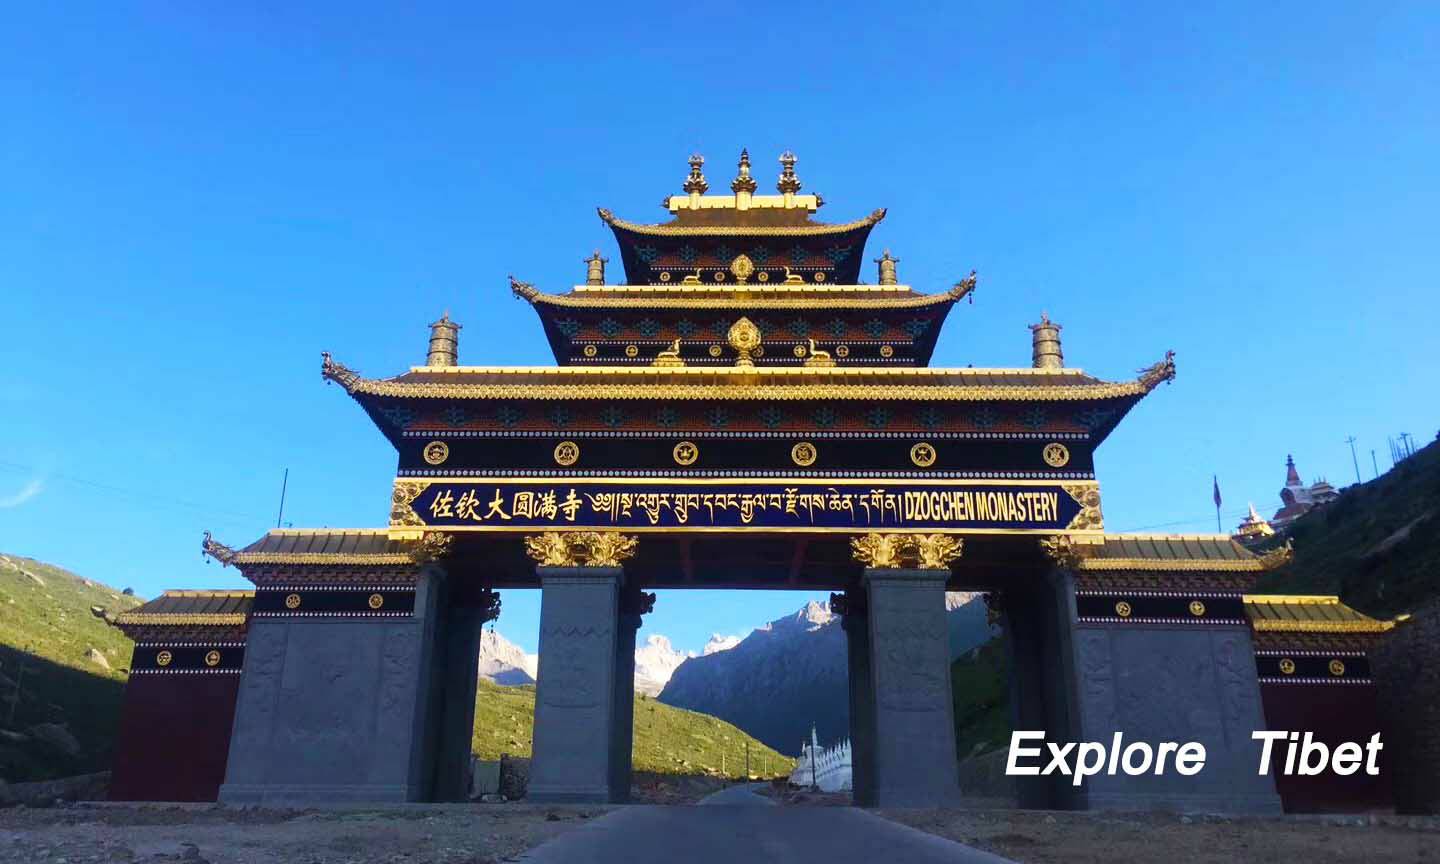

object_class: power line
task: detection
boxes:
[0,459,270,524]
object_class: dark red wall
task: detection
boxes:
[109,674,240,802]
[1259,684,1392,813]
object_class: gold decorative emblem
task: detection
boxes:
[156,650,173,667]
[1114,600,1133,618]
[729,254,755,285]
[1188,600,1206,617]
[524,532,639,568]
[625,344,639,358]
[756,271,770,282]
[422,441,450,466]
[791,441,818,467]
[204,650,221,667]
[653,339,685,368]
[708,344,723,358]
[1043,443,1071,468]
[879,344,893,358]
[368,593,384,610]
[1279,658,1297,675]
[673,441,699,466]
[813,271,826,282]
[793,344,807,358]
[1063,484,1104,531]
[583,344,598,357]
[910,442,937,468]
[658,271,672,282]
[834,345,850,358]
[1328,659,1346,677]
[553,441,580,466]
[727,317,762,368]
[850,533,963,569]
[285,593,302,609]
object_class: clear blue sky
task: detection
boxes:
[3,3,1436,655]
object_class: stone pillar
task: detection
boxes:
[430,587,501,802]
[528,566,625,803]
[834,587,876,806]
[219,569,444,804]
[609,586,653,800]
[863,567,962,807]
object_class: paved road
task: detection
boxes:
[516,789,1013,863]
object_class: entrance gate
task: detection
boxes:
[184,152,1284,811]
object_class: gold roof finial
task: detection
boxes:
[584,250,608,286]
[682,154,709,195]
[875,249,899,285]
[1028,310,1063,370]
[427,311,462,367]
[731,148,758,194]
[776,151,802,195]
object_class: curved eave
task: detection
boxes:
[598,207,887,237]
[516,285,968,311]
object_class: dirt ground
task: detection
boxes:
[882,807,1440,864]
[0,803,606,864]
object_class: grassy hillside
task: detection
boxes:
[472,678,796,779]
[951,637,1011,760]
[0,553,143,781]
[1254,437,1439,617]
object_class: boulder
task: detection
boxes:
[499,754,530,801]
[84,648,111,671]
[26,723,80,758]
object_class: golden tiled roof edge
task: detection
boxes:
[319,353,1177,403]
[114,612,249,627]
[1249,618,1396,634]
[597,206,886,237]
[515,285,969,311]
[202,530,452,568]
[1042,531,1283,571]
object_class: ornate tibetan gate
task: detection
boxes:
[189,152,1289,811]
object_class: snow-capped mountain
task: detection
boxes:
[658,594,993,756]
[633,634,690,696]
[703,633,742,655]
[477,628,539,686]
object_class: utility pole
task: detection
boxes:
[1371,449,1379,479]
[276,468,290,528]
[1343,437,1361,485]
[1400,433,1414,459]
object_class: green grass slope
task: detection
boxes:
[0,553,143,781]
[472,678,796,779]
[1254,437,1440,617]
[951,637,1011,760]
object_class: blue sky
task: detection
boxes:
[2,3,1436,655]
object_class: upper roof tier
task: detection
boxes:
[518,150,977,367]
[601,150,885,287]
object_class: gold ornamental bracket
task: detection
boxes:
[524,532,639,568]
[851,533,964,570]
[727,317,762,368]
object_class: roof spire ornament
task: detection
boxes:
[875,249,899,285]
[427,311,462,367]
[584,250,608,286]
[1028,311,1063,370]
[682,154,709,196]
[776,151,802,195]
[731,148,758,196]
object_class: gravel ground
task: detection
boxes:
[882,807,1440,864]
[0,803,607,864]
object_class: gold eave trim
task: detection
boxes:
[599,207,885,237]
[1249,619,1395,634]
[115,613,249,626]
[522,288,962,311]
[231,552,417,566]
[1074,558,1268,572]
[160,589,253,599]
[347,379,1150,402]
[571,284,915,296]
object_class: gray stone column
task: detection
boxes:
[528,567,624,803]
[219,569,444,805]
[835,587,877,806]
[608,587,652,801]
[863,568,961,807]
[430,588,499,802]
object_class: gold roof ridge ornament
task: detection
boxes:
[584,250,607,286]
[508,275,541,302]
[875,250,899,286]
[652,339,686,368]
[948,270,978,303]
[682,153,709,196]
[776,151,802,196]
[802,339,835,368]
[727,316,762,368]
[731,147,758,197]
[202,530,238,567]
[1136,350,1178,392]
[320,352,362,392]
[427,311,461,367]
